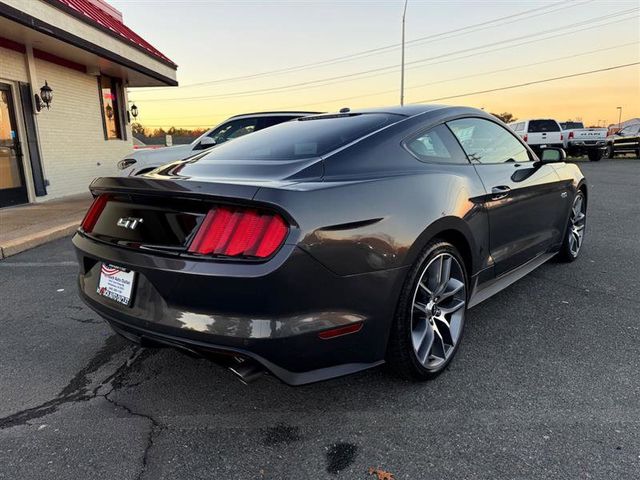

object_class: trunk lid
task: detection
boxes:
[83,155,322,253]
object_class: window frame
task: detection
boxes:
[402,123,471,165]
[98,76,126,141]
[445,115,536,165]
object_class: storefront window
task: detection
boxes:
[99,76,123,140]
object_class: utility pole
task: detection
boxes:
[400,0,408,106]
[617,106,622,129]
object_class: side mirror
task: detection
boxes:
[194,136,216,150]
[539,147,566,163]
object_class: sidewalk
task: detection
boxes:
[0,193,92,259]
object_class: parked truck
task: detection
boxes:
[560,121,607,162]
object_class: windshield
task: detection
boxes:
[528,120,561,133]
[194,113,402,161]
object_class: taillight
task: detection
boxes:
[568,131,574,139]
[560,133,564,141]
[523,134,528,142]
[188,206,289,259]
[81,194,109,233]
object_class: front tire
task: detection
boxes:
[605,144,615,159]
[558,191,586,262]
[387,241,468,380]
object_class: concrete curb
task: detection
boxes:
[0,221,79,259]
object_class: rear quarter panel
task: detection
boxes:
[253,166,489,277]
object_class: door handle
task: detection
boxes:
[491,185,511,200]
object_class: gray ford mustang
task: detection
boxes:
[73,105,587,385]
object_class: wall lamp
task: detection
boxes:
[34,81,53,112]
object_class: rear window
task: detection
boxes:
[528,120,561,133]
[195,113,401,161]
[560,122,584,130]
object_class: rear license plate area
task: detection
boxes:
[97,263,136,306]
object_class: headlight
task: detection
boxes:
[117,158,137,170]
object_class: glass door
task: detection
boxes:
[0,83,28,208]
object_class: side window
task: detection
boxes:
[208,118,259,144]
[620,125,639,136]
[447,118,531,164]
[405,124,468,164]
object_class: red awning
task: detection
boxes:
[54,0,176,67]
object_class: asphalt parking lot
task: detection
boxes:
[1,158,638,480]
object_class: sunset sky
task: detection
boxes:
[110,0,640,129]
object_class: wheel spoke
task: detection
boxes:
[417,327,434,364]
[418,281,432,296]
[440,299,466,315]
[414,302,429,315]
[438,278,464,303]
[429,322,447,360]
[435,256,452,295]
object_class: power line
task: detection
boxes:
[412,62,640,103]
[137,61,640,128]
[132,9,639,102]
[145,41,639,120]
[135,0,581,89]
[280,41,640,109]
[139,62,640,128]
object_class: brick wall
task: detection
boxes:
[0,46,28,82]
[34,59,133,200]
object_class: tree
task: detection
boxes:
[491,112,517,123]
[131,122,146,136]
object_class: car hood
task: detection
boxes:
[127,144,196,166]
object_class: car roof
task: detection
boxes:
[228,111,322,120]
[516,119,561,123]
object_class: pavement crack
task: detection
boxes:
[0,337,140,430]
[104,392,163,480]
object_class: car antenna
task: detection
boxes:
[339,107,350,113]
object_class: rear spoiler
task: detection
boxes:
[89,176,260,202]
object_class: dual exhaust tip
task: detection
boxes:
[138,334,265,384]
[228,356,265,384]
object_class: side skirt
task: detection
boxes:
[468,252,556,308]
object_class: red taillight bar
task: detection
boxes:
[318,322,363,340]
[81,194,110,233]
[188,206,289,259]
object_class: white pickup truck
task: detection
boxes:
[560,121,607,162]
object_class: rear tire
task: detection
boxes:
[588,150,602,162]
[558,191,586,262]
[387,240,468,381]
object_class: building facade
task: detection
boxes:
[0,0,177,208]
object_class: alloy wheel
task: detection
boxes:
[410,253,466,370]
[568,193,586,257]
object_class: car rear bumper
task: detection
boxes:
[529,142,564,150]
[73,232,406,385]
[567,140,606,148]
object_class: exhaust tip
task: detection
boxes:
[229,357,264,384]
